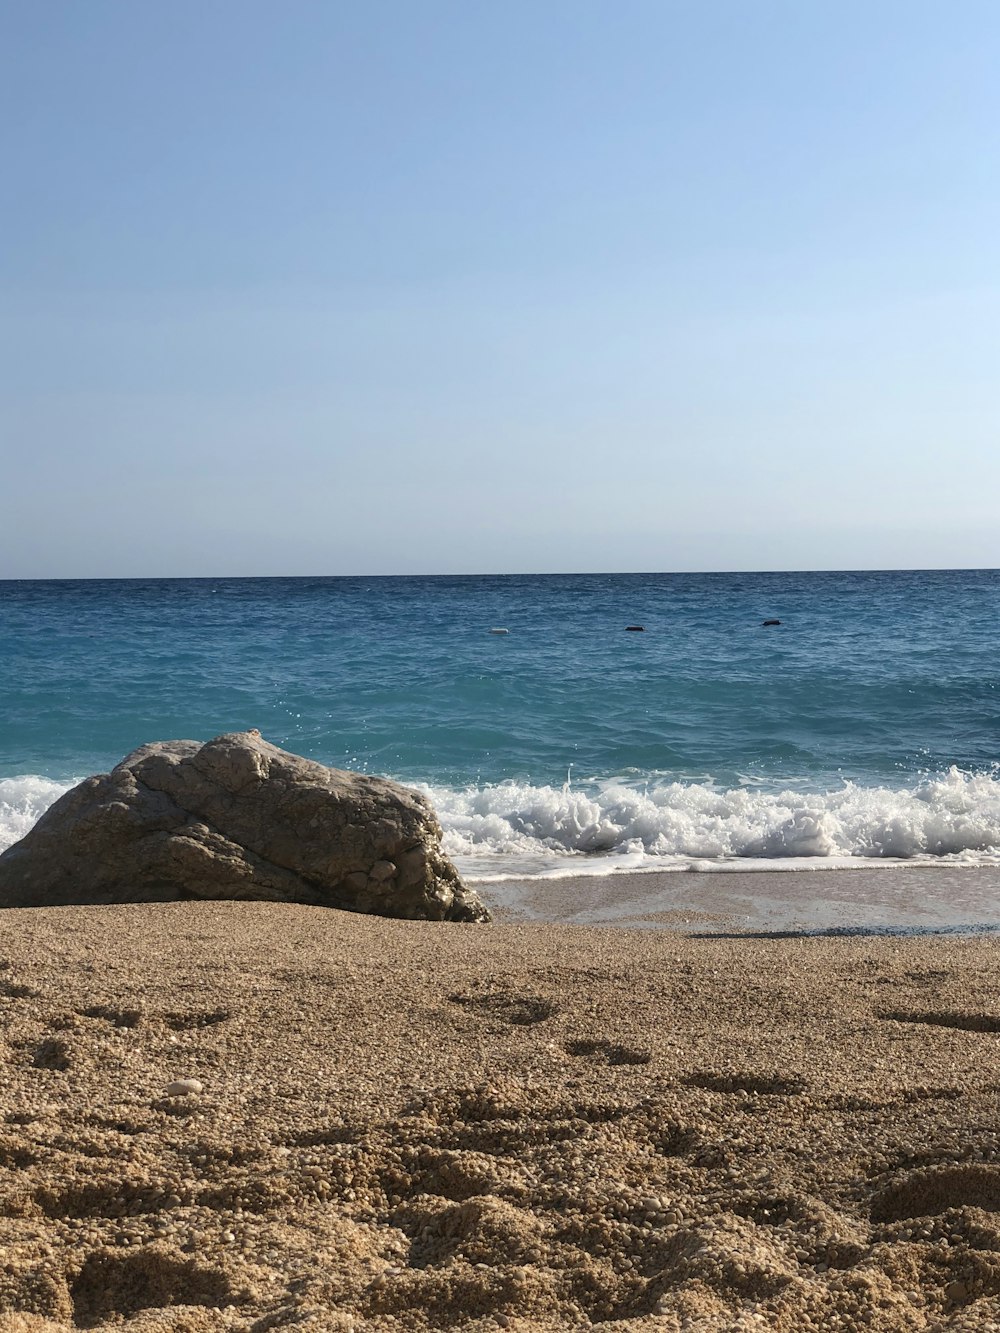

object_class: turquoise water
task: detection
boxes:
[3,571,1000,876]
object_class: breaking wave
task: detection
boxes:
[425,768,1000,878]
[5,769,1000,882]
[0,776,74,855]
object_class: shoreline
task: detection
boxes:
[478,864,1000,935]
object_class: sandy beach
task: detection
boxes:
[1,883,1000,1332]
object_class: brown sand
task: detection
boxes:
[1,898,1000,1332]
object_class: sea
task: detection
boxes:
[2,570,999,883]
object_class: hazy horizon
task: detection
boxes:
[4,565,1000,584]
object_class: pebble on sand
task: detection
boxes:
[164,1077,204,1096]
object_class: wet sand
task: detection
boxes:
[1,892,1000,1331]
[481,864,1000,935]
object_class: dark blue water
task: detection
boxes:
[3,571,1000,874]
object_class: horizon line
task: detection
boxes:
[2,566,999,583]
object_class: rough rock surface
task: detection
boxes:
[0,731,489,922]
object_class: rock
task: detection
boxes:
[164,1078,203,1097]
[0,731,490,923]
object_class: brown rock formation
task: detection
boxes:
[0,731,489,922]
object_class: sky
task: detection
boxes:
[2,0,999,577]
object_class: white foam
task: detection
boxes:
[0,777,74,854]
[6,768,1000,885]
[423,767,1000,879]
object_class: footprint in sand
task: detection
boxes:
[881,1008,1000,1033]
[447,991,558,1027]
[871,1164,1000,1222]
[563,1038,651,1066]
[683,1071,807,1095]
[69,1250,235,1323]
[162,1009,231,1031]
[33,1037,72,1071]
[78,1005,143,1028]
[0,980,38,999]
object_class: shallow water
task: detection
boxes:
[479,865,1000,934]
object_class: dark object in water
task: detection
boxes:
[625,625,645,632]
[762,619,781,627]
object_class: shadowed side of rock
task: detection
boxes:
[0,731,489,922]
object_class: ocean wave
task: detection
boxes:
[0,776,74,854]
[424,767,1000,877]
[4,769,1000,880]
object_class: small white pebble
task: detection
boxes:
[164,1078,203,1096]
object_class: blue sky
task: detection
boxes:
[2,1,998,576]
